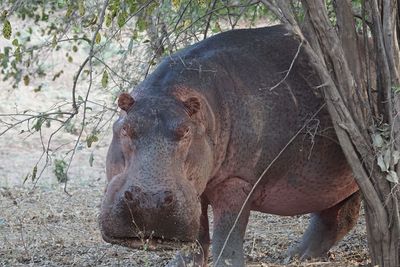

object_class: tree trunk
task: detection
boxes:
[262,0,400,265]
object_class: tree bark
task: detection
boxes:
[264,1,400,266]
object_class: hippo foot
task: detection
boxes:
[166,250,207,267]
[286,222,334,260]
[287,192,361,261]
[287,240,329,261]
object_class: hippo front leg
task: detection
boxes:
[206,178,251,267]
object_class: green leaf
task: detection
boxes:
[32,165,37,182]
[131,30,138,40]
[377,153,388,172]
[212,21,222,33]
[12,38,18,46]
[23,173,29,184]
[183,19,191,28]
[117,11,127,28]
[371,133,384,148]
[95,32,101,44]
[33,117,45,131]
[110,0,120,17]
[172,0,180,9]
[1,10,7,21]
[393,150,400,165]
[54,159,68,183]
[83,14,97,27]
[105,13,113,27]
[136,17,147,32]
[128,36,134,52]
[23,75,30,86]
[34,85,42,92]
[386,171,399,184]
[128,1,137,13]
[101,70,108,88]
[66,5,73,17]
[86,134,99,148]
[89,153,94,167]
[3,19,12,39]
[384,148,391,170]
[52,34,57,48]
[78,0,85,16]
[52,70,64,81]
[392,85,400,94]
[14,47,21,62]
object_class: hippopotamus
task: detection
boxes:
[99,25,360,266]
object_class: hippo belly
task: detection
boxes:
[251,135,358,216]
[252,169,358,216]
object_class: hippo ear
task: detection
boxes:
[183,97,201,117]
[118,93,135,112]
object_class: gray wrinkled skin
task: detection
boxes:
[99,25,360,267]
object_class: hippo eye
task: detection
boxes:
[175,125,190,140]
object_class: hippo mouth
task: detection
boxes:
[101,232,194,251]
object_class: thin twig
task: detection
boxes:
[144,0,194,78]
[64,0,110,195]
[269,39,303,91]
[203,0,218,39]
[3,0,24,17]
[260,0,286,23]
[93,55,134,85]
[71,56,90,113]
[17,217,31,260]
[32,114,76,189]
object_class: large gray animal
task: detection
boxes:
[99,25,360,266]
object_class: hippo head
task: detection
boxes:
[99,90,214,249]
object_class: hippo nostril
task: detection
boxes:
[124,190,133,201]
[163,191,175,207]
[131,185,143,195]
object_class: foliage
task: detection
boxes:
[53,158,68,183]
[372,125,400,184]
[0,0,272,186]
